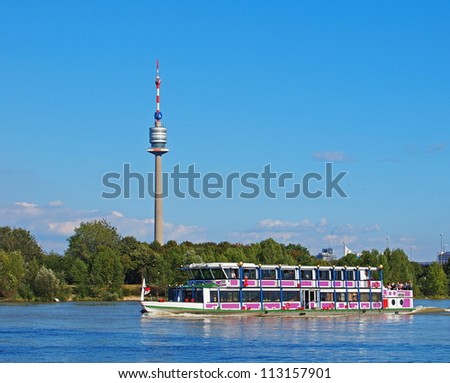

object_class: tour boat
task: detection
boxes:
[140,262,414,316]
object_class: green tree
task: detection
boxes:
[70,258,90,297]
[422,262,447,297]
[91,248,124,296]
[0,250,25,299]
[33,266,65,301]
[65,220,125,298]
[119,236,143,284]
[66,220,121,263]
[258,238,284,264]
[286,244,313,265]
[336,253,360,267]
[359,250,381,267]
[0,226,44,263]
[385,249,414,285]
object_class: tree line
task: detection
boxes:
[1,220,449,301]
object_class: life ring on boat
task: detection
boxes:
[373,282,380,288]
[243,276,249,287]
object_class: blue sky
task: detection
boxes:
[1,1,449,261]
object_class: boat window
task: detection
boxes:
[186,270,195,280]
[179,289,203,303]
[346,270,355,280]
[224,268,238,279]
[243,268,257,279]
[262,290,280,302]
[300,270,313,280]
[194,289,203,303]
[371,293,381,302]
[210,268,227,279]
[320,292,333,301]
[336,292,347,302]
[243,291,259,302]
[282,290,300,301]
[360,293,371,302]
[261,269,277,280]
[334,270,344,280]
[191,269,204,280]
[319,270,330,280]
[360,270,369,280]
[210,290,218,302]
[281,269,295,280]
[202,268,214,280]
[220,290,239,302]
[168,287,183,302]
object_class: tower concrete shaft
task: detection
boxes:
[154,153,164,244]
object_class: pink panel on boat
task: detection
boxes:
[403,298,412,308]
[346,281,355,288]
[283,302,300,309]
[319,281,331,287]
[229,280,240,287]
[246,280,257,287]
[220,303,240,309]
[281,280,296,287]
[205,303,218,309]
[361,303,370,309]
[243,303,261,310]
[334,281,343,287]
[264,303,281,310]
[261,280,277,287]
[337,303,347,309]
[299,281,312,287]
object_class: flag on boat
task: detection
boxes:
[144,286,151,295]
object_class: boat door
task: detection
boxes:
[302,290,317,309]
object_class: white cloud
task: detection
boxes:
[258,218,314,229]
[0,201,207,252]
[229,217,393,256]
[323,234,358,246]
[229,230,297,243]
[48,220,83,236]
[48,200,64,207]
[230,218,331,247]
[15,201,38,208]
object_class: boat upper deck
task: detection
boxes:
[182,262,384,290]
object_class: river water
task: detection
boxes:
[0,299,449,363]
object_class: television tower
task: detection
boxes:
[147,60,168,244]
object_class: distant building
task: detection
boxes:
[418,252,450,267]
[316,248,335,261]
[438,251,450,265]
[417,261,433,267]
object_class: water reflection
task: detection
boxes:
[139,312,419,362]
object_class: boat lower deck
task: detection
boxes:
[140,302,415,317]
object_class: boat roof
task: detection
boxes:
[184,263,380,271]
